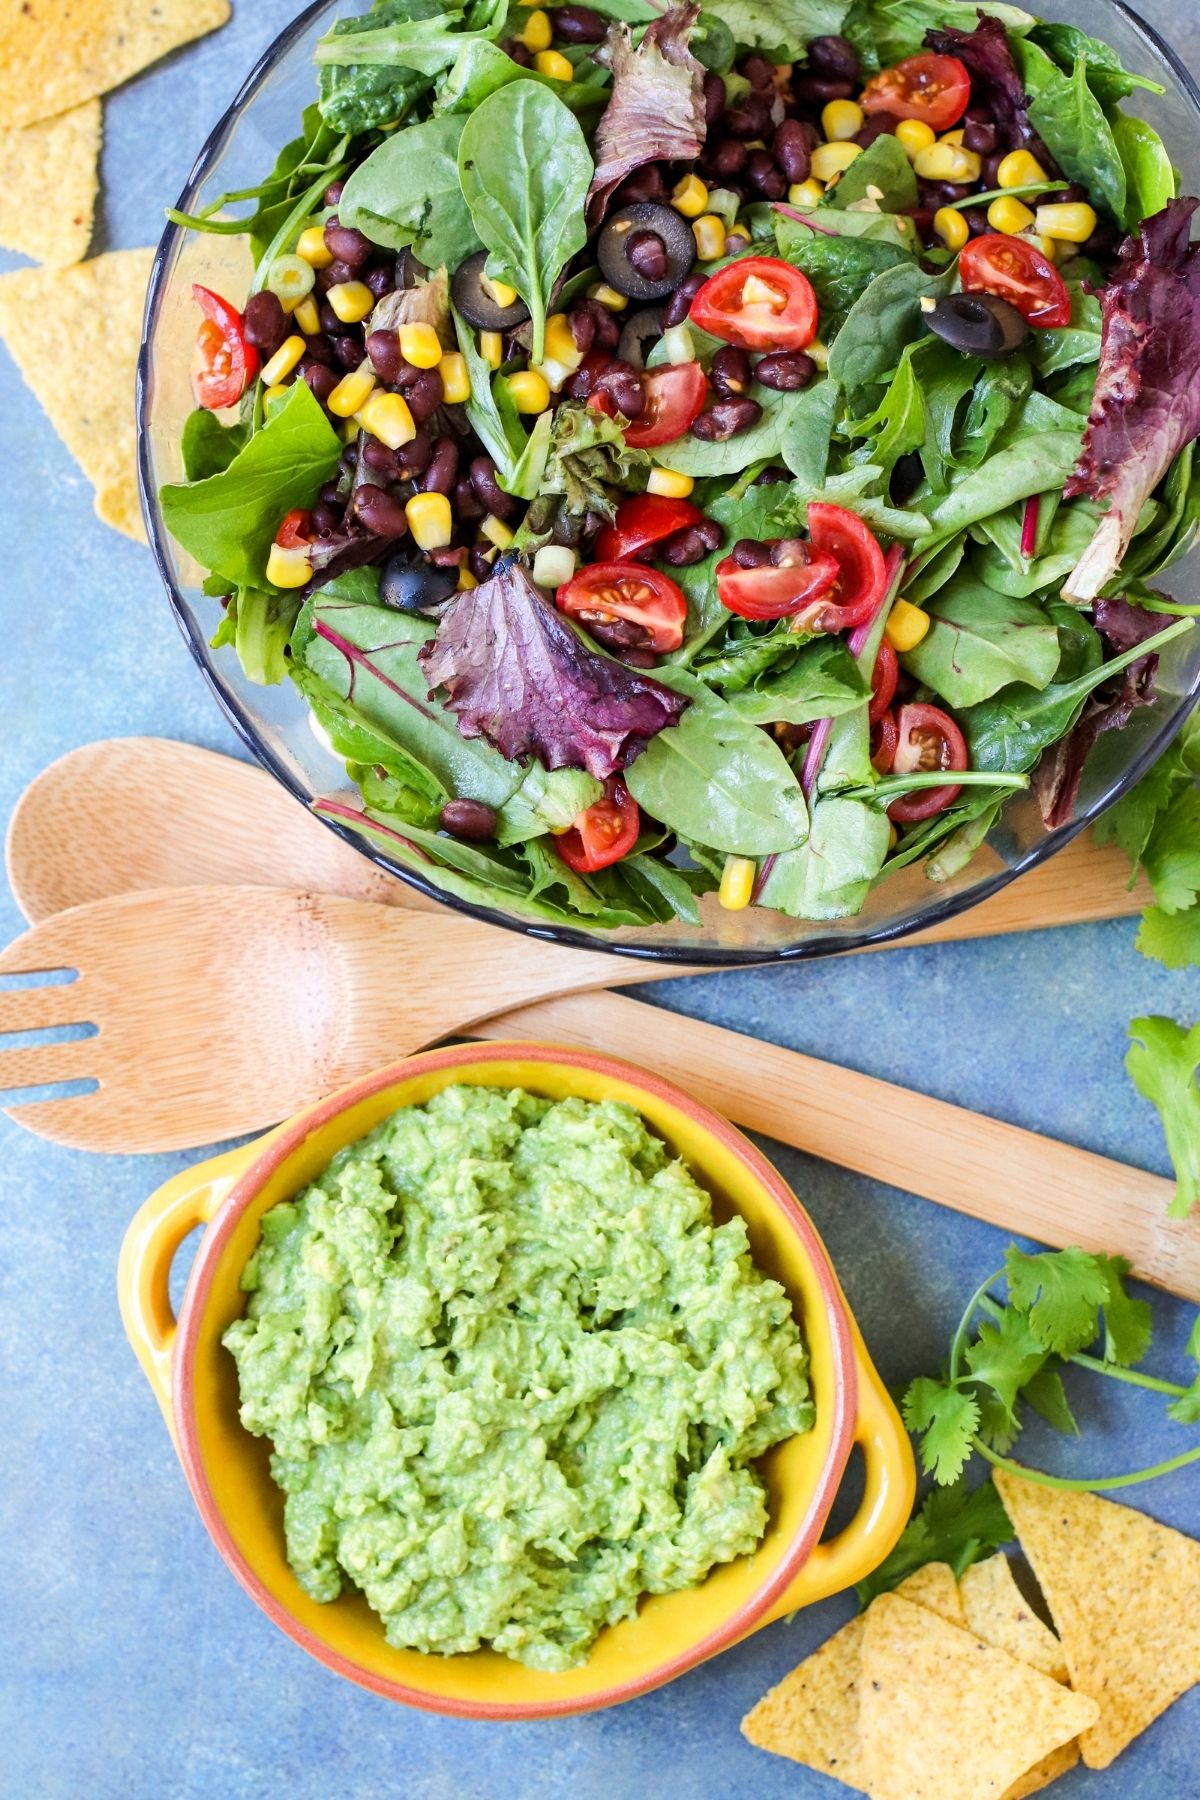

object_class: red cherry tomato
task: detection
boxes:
[715,545,840,621]
[191,284,257,410]
[589,361,708,448]
[868,639,899,725]
[689,256,818,352]
[594,493,706,562]
[276,508,316,548]
[801,504,889,632]
[887,702,968,823]
[555,777,640,873]
[861,54,971,131]
[557,562,689,655]
[959,235,1072,330]
[871,709,899,774]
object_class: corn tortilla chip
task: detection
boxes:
[859,1594,1098,1800]
[0,0,231,129]
[0,247,152,541]
[994,1470,1200,1769]
[0,99,100,265]
[740,1564,965,1787]
[1002,1740,1080,1800]
[960,1554,1068,1684]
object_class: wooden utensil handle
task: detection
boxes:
[472,992,1200,1303]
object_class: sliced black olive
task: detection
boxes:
[597,202,696,302]
[451,249,530,331]
[923,292,1030,361]
[396,246,429,291]
[380,554,458,613]
[617,306,665,370]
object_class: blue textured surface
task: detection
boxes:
[2,6,1200,1796]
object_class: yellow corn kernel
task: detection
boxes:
[439,350,471,403]
[326,280,375,324]
[357,390,416,450]
[259,334,306,386]
[481,513,515,549]
[405,492,453,551]
[292,295,321,336]
[264,382,290,405]
[506,370,551,413]
[543,312,578,364]
[997,148,1047,189]
[811,140,863,184]
[822,98,864,141]
[718,855,756,912]
[807,338,829,371]
[457,565,479,591]
[912,141,982,184]
[895,118,936,157]
[481,273,519,310]
[691,214,726,260]
[327,362,377,418]
[885,599,931,652]
[520,7,552,50]
[988,195,1036,236]
[295,226,333,268]
[933,206,969,252]
[340,418,360,444]
[939,127,965,146]
[534,48,573,80]
[671,172,711,218]
[647,467,695,498]
[398,322,443,368]
[266,542,312,589]
[479,329,503,369]
[588,282,628,312]
[887,822,899,851]
[1029,232,1061,264]
[1035,201,1099,244]
[787,177,825,207]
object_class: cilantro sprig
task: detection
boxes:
[902,1247,1200,1493]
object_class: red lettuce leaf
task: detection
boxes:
[419,557,687,778]
[586,5,706,229]
[1065,199,1200,601]
[925,11,1053,167]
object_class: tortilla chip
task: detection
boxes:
[960,1554,1069,1684]
[740,1565,965,1787]
[0,99,100,264]
[1002,1740,1080,1800]
[0,247,152,541]
[859,1595,1099,1800]
[0,0,230,130]
[995,1469,1200,1769]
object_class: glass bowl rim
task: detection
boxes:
[137,0,1200,967]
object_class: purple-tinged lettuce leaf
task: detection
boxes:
[586,5,706,229]
[419,557,688,778]
[925,12,1050,164]
[1065,199,1200,601]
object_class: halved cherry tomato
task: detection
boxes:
[871,709,899,774]
[868,639,899,725]
[276,508,316,548]
[689,256,818,352]
[557,562,688,655]
[887,702,967,823]
[861,54,971,131]
[589,362,708,448]
[595,493,706,563]
[715,545,839,621]
[192,283,257,409]
[959,235,1071,330]
[797,504,889,633]
[555,777,640,873]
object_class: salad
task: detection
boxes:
[160,0,1200,932]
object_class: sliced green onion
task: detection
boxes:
[267,254,316,306]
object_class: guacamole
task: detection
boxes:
[224,1084,814,1671]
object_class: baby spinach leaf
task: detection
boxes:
[495,765,602,843]
[774,212,914,329]
[912,339,981,494]
[1029,284,1102,378]
[216,588,299,687]
[290,661,448,808]
[828,262,955,411]
[314,0,448,132]
[160,384,341,591]
[692,626,794,693]
[650,383,816,477]
[868,0,1034,64]
[1030,22,1163,106]
[1027,57,1127,223]
[723,637,870,725]
[902,580,1061,708]
[829,133,917,211]
[904,536,964,606]
[180,409,248,482]
[338,114,481,266]
[436,37,609,113]
[958,355,1033,469]
[803,465,933,541]
[759,794,890,919]
[1111,113,1177,231]
[919,431,1083,543]
[780,378,841,487]
[458,79,592,362]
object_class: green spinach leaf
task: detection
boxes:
[829,133,917,211]
[314,0,450,132]
[723,637,870,725]
[1030,22,1163,105]
[828,261,955,411]
[919,431,1083,543]
[180,409,248,482]
[759,794,890,919]
[902,580,1061,708]
[1027,56,1127,223]
[649,383,816,477]
[1111,112,1177,230]
[338,113,480,266]
[436,37,609,112]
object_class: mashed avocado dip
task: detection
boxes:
[224,1084,815,1671]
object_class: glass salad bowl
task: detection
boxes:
[138,0,1200,964]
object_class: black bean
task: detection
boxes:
[324,222,373,269]
[397,364,444,423]
[725,94,772,137]
[621,648,660,669]
[242,290,287,356]
[300,360,339,404]
[331,333,363,370]
[919,179,972,209]
[753,465,789,486]
[982,152,1005,191]
[454,476,486,522]
[1082,222,1117,258]
[569,297,620,352]
[395,428,433,480]
[361,435,401,479]
[807,34,860,82]
[746,149,786,198]
[659,519,723,565]
[732,538,772,568]
[312,502,342,536]
[324,179,345,208]
[318,301,341,335]
[770,536,810,567]
[504,38,533,65]
[611,165,667,207]
[426,545,467,571]
[792,74,854,107]
[724,230,752,256]
[755,350,816,391]
[302,331,336,369]
[365,328,403,384]
[691,397,762,440]
[469,456,517,519]
[774,118,813,184]
[364,263,394,300]
[703,71,726,126]
[441,799,498,841]
[661,270,706,329]
[355,485,411,537]
[586,615,651,653]
[592,359,645,419]
[962,116,998,155]
[316,258,356,293]
[855,112,899,149]
[741,53,777,89]
[708,136,748,177]
[963,207,992,237]
[711,345,752,397]
[468,546,495,582]
[319,480,343,508]
[421,436,459,495]
[627,230,669,282]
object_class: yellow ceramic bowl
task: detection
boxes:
[119,1042,913,1718]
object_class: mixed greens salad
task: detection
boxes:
[161,0,1200,932]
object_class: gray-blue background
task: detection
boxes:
[1,4,1199,1795]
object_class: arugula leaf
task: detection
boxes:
[1005,1247,1113,1356]
[903,1378,981,1485]
[1027,56,1127,224]
[844,341,925,481]
[722,637,870,726]
[919,433,1084,542]
[855,1479,1014,1608]
[902,580,1061,708]
[1127,1016,1200,1218]
[338,113,481,266]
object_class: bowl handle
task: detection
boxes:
[116,1148,247,1443]
[762,1316,915,1623]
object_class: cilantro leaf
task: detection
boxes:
[1127,1016,1200,1218]
[1141,789,1200,915]
[903,1378,981,1484]
[1020,1366,1080,1436]
[965,1306,1050,1426]
[855,1478,1014,1608]
[1096,1253,1154,1367]
[1005,1247,1110,1354]
[1136,904,1200,969]
[1168,1318,1200,1424]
